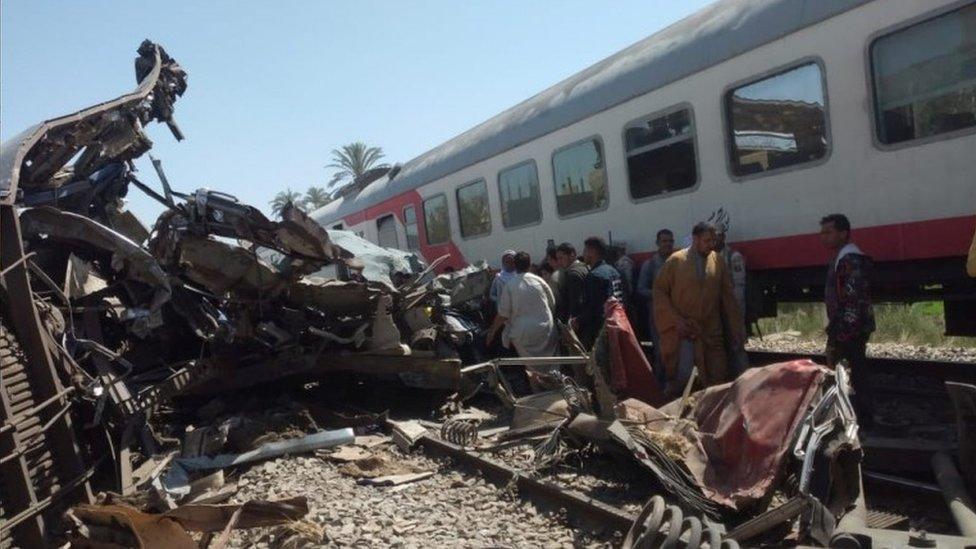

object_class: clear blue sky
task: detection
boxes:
[1,0,714,224]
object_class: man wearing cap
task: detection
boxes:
[489,250,517,304]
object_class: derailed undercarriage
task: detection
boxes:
[1,43,974,548]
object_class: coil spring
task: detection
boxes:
[624,496,739,549]
[440,417,480,446]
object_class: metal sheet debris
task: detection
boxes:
[65,496,308,548]
[163,428,355,496]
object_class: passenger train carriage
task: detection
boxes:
[313,0,976,334]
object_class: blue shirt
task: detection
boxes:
[579,260,622,335]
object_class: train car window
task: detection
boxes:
[497,161,542,228]
[422,194,450,245]
[456,179,491,238]
[552,138,608,216]
[871,3,976,145]
[725,62,827,177]
[332,223,343,230]
[376,214,398,249]
[624,108,697,199]
[403,205,420,250]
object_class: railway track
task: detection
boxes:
[411,426,957,546]
[417,433,639,534]
[746,349,976,384]
[359,351,974,545]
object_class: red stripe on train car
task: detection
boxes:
[736,214,976,270]
[343,189,468,271]
[344,188,973,272]
[629,216,975,270]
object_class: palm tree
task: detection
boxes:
[304,186,332,211]
[270,188,304,218]
[326,142,389,189]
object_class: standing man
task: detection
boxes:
[487,251,558,387]
[714,227,746,318]
[489,250,517,304]
[653,222,744,391]
[714,222,748,376]
[611,242,635,305]
[545,246,563,295]
[555,242,588,324]
[636,229,675,367]
[820,214,876,428]
[573,237,623,349]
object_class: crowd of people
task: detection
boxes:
[480,213,888,426]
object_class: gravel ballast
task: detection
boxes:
[747,333,976,363]
[223,447,616,548]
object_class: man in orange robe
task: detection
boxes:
[653,222,745,390]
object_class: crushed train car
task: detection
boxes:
[0,41,492,547]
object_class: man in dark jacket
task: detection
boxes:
[555,242,588,324]
[573,236,623,349]
[820,214,876,427]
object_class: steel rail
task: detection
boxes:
[415,434,637,534]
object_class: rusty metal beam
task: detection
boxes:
[0,329,45,548]
[0,457,101,540]
[0,206,92,546]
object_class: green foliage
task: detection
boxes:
[757,302,826,338]
[757,301,976,347]
[326,142,389,189]
[304,186,332,211]
[269,188,304,218]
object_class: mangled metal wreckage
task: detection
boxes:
[0,41,491,546]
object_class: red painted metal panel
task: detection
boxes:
[342,189,468,272]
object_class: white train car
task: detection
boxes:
[313,0,976,333]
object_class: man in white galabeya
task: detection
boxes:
[487,251,559,389]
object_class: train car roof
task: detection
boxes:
[312,0,871,224]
